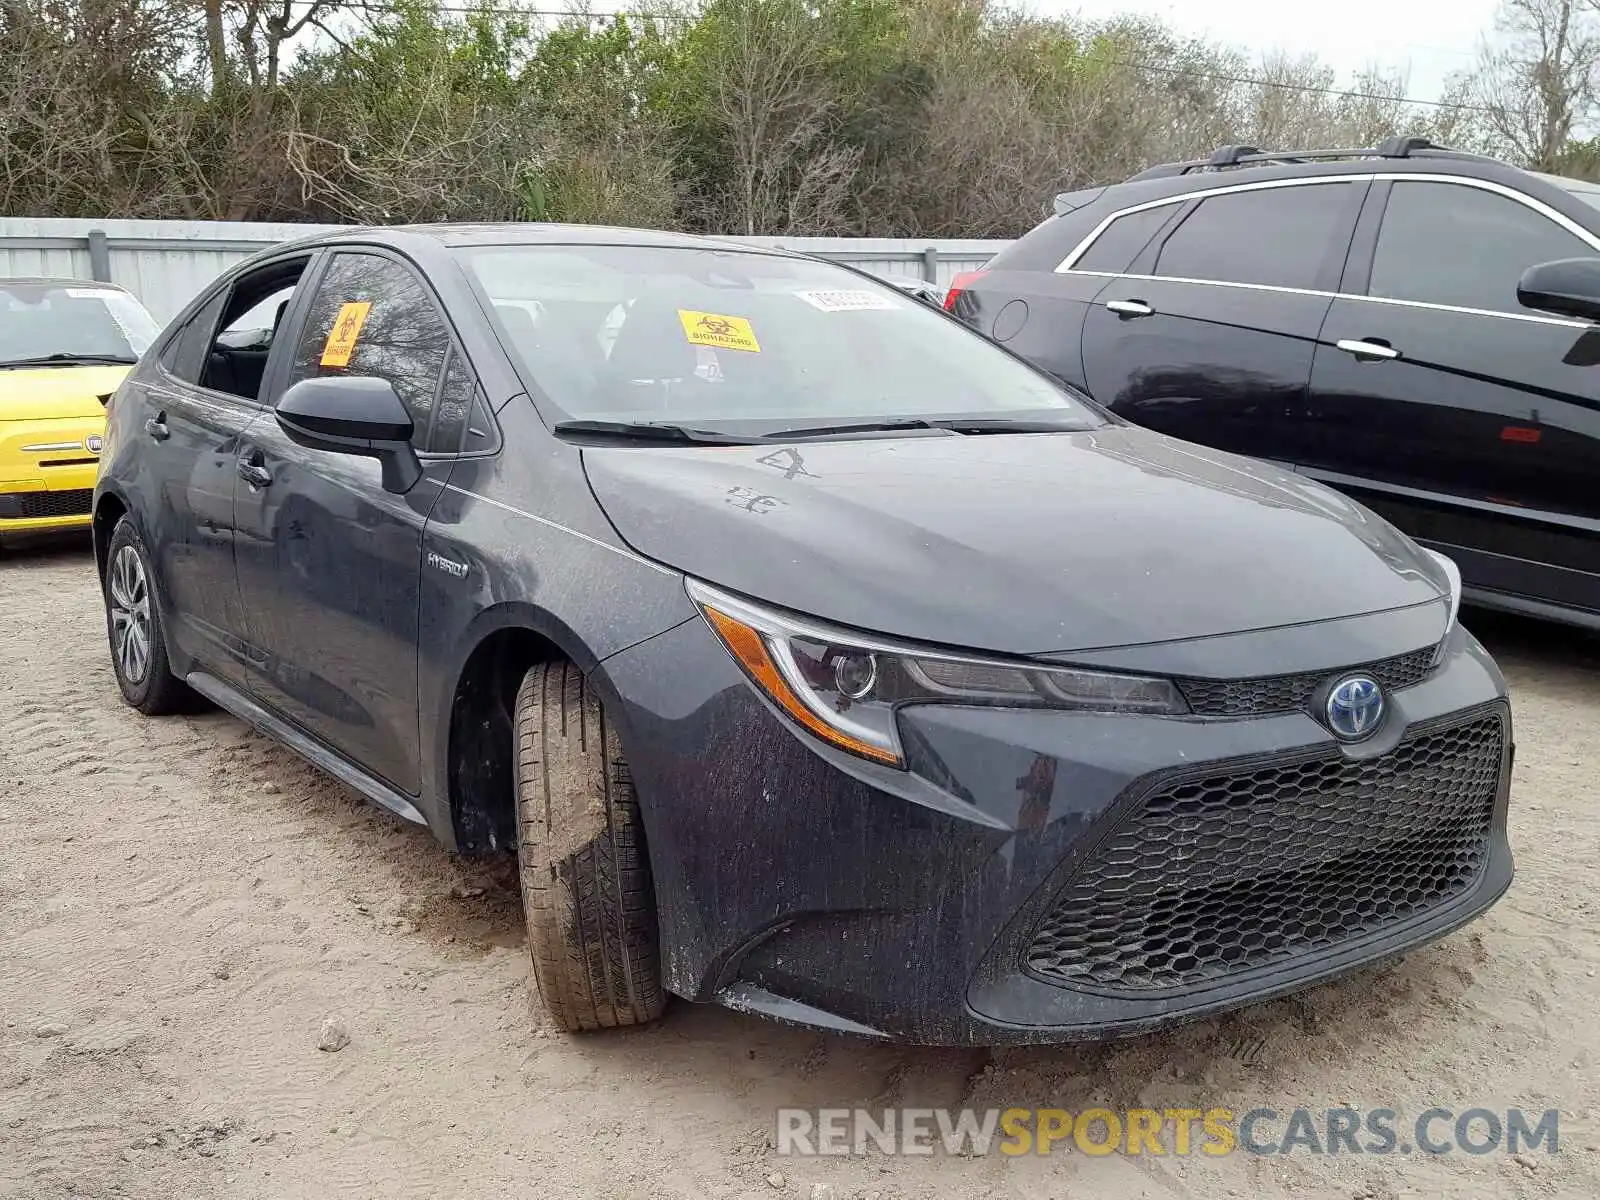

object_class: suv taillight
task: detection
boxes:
[943,270,989,316]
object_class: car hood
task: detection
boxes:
[580,427,1446,655]
[0,365,129,421]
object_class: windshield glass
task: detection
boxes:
[460,245,1101,433]
[0,282,159,367]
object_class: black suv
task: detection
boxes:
[950,137,1600,630]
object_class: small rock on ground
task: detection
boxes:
[317,1017,350,1052]
[34,1022,67,1038]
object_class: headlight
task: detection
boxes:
[1423,548,1462,664]
[688,580,1187,767]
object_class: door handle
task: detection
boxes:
[1336,338,1401,362]
[144,412,170,441]
[1105,299,1154,318]
[237,452,273,489]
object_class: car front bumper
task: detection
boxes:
[599,613,1512,1046]
[0,416,102,537]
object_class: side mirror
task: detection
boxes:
[1517,257,1600,322]
[275,376,422,494]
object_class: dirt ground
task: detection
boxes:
[1,536,1597,1200]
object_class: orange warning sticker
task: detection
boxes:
[677,309,760,353]
[320,301,372,367]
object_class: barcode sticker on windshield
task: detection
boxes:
[794,289,897,312]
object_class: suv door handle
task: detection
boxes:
[1105,299,1154,318]
[237,451,273,489]
[144,412,170,441]
[1336,338,1401,362]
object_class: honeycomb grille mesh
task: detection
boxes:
[10,489,93,519]
[1177,646,1438,717]
[1025,713,1504,992]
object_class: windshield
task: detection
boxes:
[460,245,1102,434]
[0,282,159,367]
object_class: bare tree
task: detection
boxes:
[693,0,860,235]
[1456,0,1600,169]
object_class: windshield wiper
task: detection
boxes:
[924,416,1084,434]
[552,419,762,445]
[0,352,137,369]
[763,418,949,441]
[764,415,1082,441]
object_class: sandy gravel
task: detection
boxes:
[1,536,1597,1200]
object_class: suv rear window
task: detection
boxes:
[1072,203,1181,272]
[1154,182,1359,291]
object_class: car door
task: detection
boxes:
[232,248,466,796]
[1304,177,1600,615]
[135,260,307,687]
[1079,178,1367,462]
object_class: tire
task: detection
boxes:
[104,516,191,715]
[514,660,666,1032]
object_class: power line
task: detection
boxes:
[1074,51,1494,114]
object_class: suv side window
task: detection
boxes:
[1154,182,1359,290]
[1368,181,1592,315]
[1073,203,1181,272]
[287,251,453,450]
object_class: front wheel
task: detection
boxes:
[104,517,190,715]
[514,660,666,1032]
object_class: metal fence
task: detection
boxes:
[0,218,1010,323]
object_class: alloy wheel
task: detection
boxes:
[108,544,152,685]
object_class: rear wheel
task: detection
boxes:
[104,517,190,715]
[513,660,666,1031]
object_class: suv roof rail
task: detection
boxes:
[1124,137,1501,182]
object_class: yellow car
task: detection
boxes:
[1,278,160,543]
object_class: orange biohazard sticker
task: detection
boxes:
[320,301,373,367]
[677,309,760,353]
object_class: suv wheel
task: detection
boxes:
[513,660,666,1031]
[104,517,190,715]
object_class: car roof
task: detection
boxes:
[1099,153,1544,208]
[0,276,133,291]
[269,222,789,258]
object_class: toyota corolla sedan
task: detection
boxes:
[0,278,159,545]
[93,224,1512,1044]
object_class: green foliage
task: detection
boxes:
[0,0,1496,232]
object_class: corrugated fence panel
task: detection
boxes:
[0,219,1013,321]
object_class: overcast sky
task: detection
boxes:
[1045,0,1504,102]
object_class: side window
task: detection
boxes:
[1154,182,1359,290]
[428,349,477,452]
[216,285,297,350]
[461,394,500,455]
[288,252,451,448]
[1368,182,1593,314]
[162,259,310,401]
[158,289,228,385]
[1074,203,1180,273]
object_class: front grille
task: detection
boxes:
[1177,646,1438,717]
[1025,712,1504,992]
[0,489,94,520]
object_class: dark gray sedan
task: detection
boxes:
[92,223,1512,1044]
